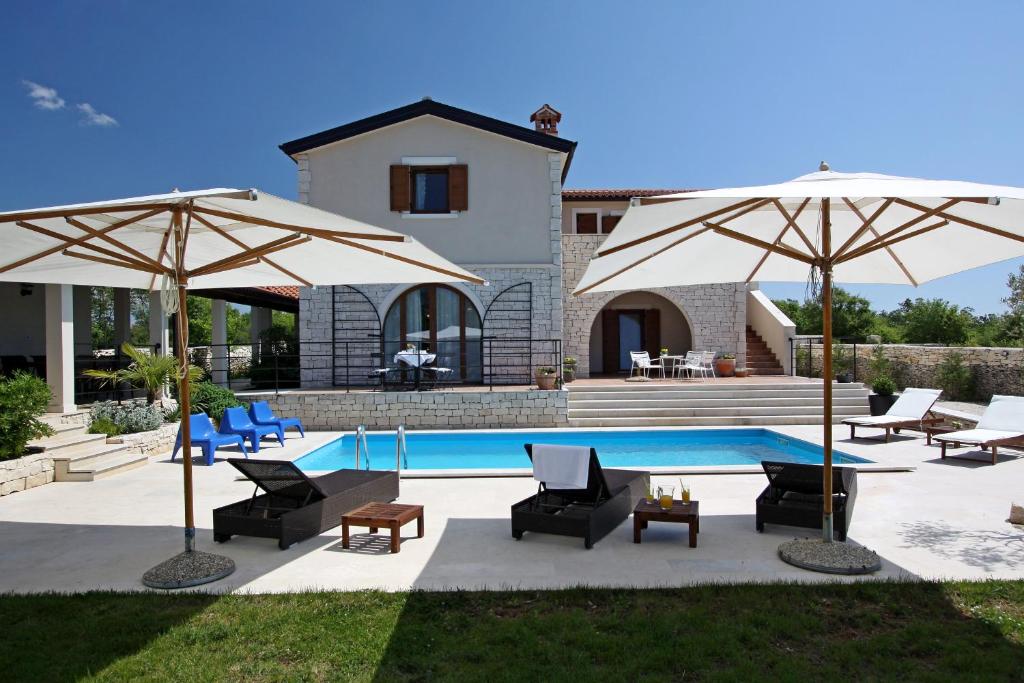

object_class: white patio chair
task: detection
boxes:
[629,351,665,378]
[701,351,717,379]
[676,351,706,381]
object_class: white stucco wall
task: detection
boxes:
[303,116,559,265]
[0,283,46,356]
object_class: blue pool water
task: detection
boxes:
[294,428,869,472]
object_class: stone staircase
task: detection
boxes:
[567,380,870,427]
[745,326,785,375]
[32,413,149,482]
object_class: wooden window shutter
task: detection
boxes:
[602,215,621,234]
[644,309,661,357]
[448,164,468,211]
[576,213,598,234]
[602,310,620,373]
[390,165,411,212]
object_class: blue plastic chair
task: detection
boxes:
[219,406,284,453]
[248,400,305,438]
[172,412,247,466]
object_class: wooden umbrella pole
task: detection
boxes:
[821,197,834,543]
[177,281,195,552]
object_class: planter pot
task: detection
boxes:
[868,394,899,416]
[535,373,557,390]
[714,359,736,377]
[734,368,750,378]
[563,369,575,383]
[835,373,853,383]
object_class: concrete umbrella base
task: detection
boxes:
[142,550,236,589]
[778,538,881,575]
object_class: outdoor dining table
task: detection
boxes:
[394,350,437,390]
[660,354,686,379]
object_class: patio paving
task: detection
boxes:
[0,424,1022,594]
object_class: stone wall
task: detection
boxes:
[796,343,1024,400]
[0,451,55,496]
[245,389,569,430]
[108,423,178,456]
[561,234,747,378]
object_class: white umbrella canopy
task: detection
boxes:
[573,166,1024,551]
[0,187,484,586]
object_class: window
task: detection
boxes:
[575,212,598,234]
[383,284,482,381]
[412,167,449,213]
[602,214,622,234]
[390,164,468,214]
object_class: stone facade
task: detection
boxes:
[561,234,747,378]
[245,389,569,430]
[797,343,1024,401]
[0,451,55,496]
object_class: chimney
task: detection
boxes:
[530,104,561,136]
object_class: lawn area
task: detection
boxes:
[2,581,1023,681]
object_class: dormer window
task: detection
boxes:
[390,161,468,215]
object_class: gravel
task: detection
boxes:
[142,550,236,589]
[778,538,882,575]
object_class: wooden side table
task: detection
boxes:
[342,502,424,553]
[633,499,699,548]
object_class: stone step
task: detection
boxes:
[29,431,108,454]
[51,442,130,469]
[56,451,150,482]
[747,367,785,376]
[568,405,868,418]
[569,396,868,409]
[568,415,858,427]
[567,381,866,393]
[568,387,868,400]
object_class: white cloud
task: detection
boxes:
[22,80,65,110]
[76,102,118,127]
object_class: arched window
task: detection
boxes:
[383,285,482,382]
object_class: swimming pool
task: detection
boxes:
[294,428,869,472]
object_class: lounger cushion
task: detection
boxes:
[843,415,910,427]
[934,428,1022,445]
[885,388,942,419]
[977,395,1024,432]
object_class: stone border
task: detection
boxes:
[0,450,55,496]
[107,423,178,456]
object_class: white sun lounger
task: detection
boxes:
[843,387,943,442]
[934,395,1024,465]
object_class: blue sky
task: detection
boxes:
[3,1,1023,313]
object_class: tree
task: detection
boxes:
[83,342,203,404]
[889,298,973,344]
[771,287,876,339]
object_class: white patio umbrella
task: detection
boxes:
[0,187,484,587]
[575,165,1024,560]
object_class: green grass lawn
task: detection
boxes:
[2,581,1023,682]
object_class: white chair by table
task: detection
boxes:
[676,351,707,381]
[701,351,717,379]
[629,351,665,379]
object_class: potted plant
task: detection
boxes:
[535,366,558,390]
[562,357,577,383]
[714,353,736,377]
[832,346,853,383]
[868,376,898,415]
[659,347,669,357]
[734,367,750,378]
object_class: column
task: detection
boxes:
[113,288,131,348]
[45,284,75,413]
[211,299,228,386]
[149,291,170,355]
[250,306,272,373]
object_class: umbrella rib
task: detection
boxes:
[573,226,716,296]
[148,217,176,291]
[16,220,171,275]
[64,218,166,271]
[745,198,812,283]
[836,219,949,263]
[320,234,487,285]
[705,222,816,265]
[839,198,918,286]
[191,206,407,243]
[595,198,768,258]
[893,198,1024,245]
[832,198,895,260]
[0,208,165,275]
[0,202,169,224]
[837,198,962,264]
[63,248,167,275]
[187,233,312,279]
[191,212,313,287]
[771,199,819,259]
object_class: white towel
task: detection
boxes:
[532,444,590,489]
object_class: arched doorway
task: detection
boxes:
[589,292,693,375]
[383,284,482,381]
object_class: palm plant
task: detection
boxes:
[83,342,203,404]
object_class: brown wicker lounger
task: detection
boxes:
[755,461,857,541]
[511,445,649,549]
[213,458,399,549]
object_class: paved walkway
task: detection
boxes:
[0,424,1022,593]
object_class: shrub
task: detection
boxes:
[871,376,896,396]
[83,342,203,404]
[91,401,164,434]
[189,382,243,424]
[867,345,892,384]
[936,352,974,401]
[87,417,123,437]
[0,372,54,459]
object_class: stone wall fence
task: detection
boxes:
[794,342,1024,400]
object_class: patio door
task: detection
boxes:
[601,309,661,373]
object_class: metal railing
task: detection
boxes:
[396,424,408,474]
[354,424,369,470]
[789,336,860,382]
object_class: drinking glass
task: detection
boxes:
[681,485,691,504]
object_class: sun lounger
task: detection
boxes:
[172,412,247,466]
[248,400,305,438]
[213,458,399,549]
[219,406,284,453]
[755,460,858,541]
[511,444,649,549]
[843,387,943,441]
[934,395,1024,465]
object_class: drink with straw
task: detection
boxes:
[679,478,691,504]
[645,484,655,505]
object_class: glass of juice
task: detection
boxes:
[658,485,674,510]
[645,486,655,505]
[682,485,691,504]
